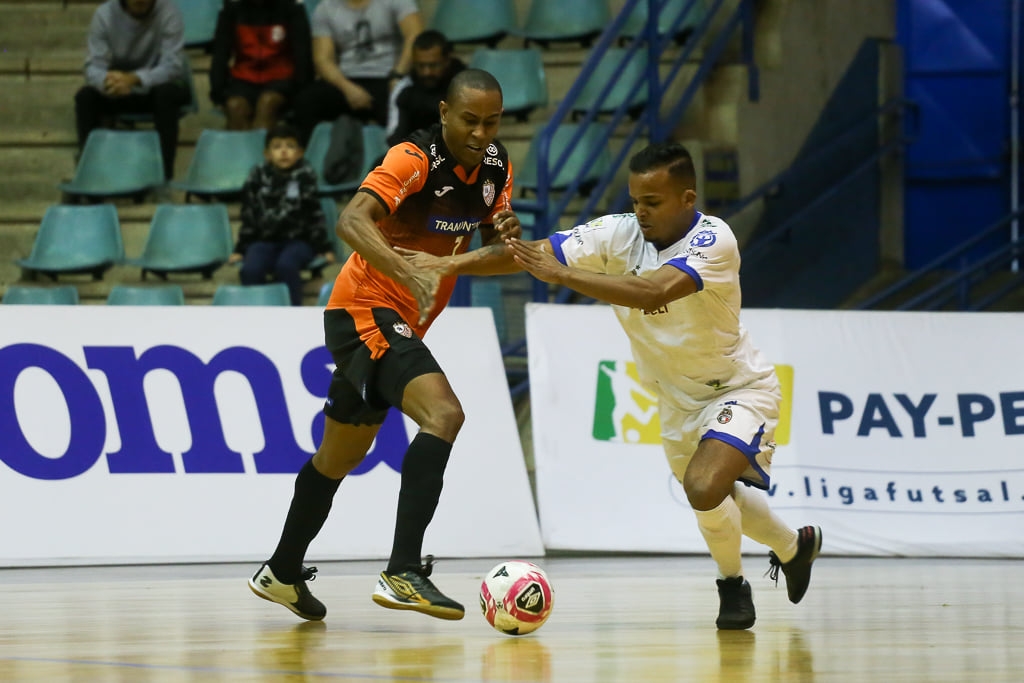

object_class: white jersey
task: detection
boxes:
[549,211,778,412]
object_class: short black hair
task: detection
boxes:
[445,68,502,104]
[413,29,452,55]
[265,123,305,149]
[628,142,696,188]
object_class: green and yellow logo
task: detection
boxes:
[592,360,793,445]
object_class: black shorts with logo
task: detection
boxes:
[323,307,444,426]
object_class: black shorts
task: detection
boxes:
[223,77,294,108]
[323,307,444,426]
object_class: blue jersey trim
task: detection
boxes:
[665,256,704,291]
[549,233,570,265]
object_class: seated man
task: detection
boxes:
[209,0,314,130]
[292,0,422,138]
[385,29,465,146]
[74,0,191,180]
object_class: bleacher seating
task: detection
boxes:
[17,204,124,281]
[429,0,516,47]
[171,128,266,200]
[59,130,165,201]
[212,282,292,306]
[106,284,187,305]
[127,203,233,280]
[469,48,548,121]
[2,284,79,305]
[304,122,389,196]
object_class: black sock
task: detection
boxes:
[386,433,453,574]
[267,459,342,584]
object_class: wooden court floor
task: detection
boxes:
[0,556,1020,682]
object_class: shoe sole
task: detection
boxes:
[716,616,756,630]
[371,592,465,620]
[248,579,325,621]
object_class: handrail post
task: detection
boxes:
[646,0,662,140]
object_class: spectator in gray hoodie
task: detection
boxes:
[74,0,191,180]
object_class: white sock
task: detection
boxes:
[693,496,744,578]
[732,482,798,563]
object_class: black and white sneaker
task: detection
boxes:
[716,576,756,630]
[372,555,465,620]
[767,525,823,604]
[248,563,326,621]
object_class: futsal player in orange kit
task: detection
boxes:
[248,68,519,622]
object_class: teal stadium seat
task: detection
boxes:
[521,0,611,47]
[468,49,547,121]
[572,47,649,118]
[316,281,334,307]
[430,0,516,46]
[619,0,706,42]
[17,204,124,281]
[106,284,186,305]
[59,130,165,200]
[516,123,612,193]
[302,0,321,24]
[304,197,352,277]
[470,278,507,343]
[212,283,292,306]
[171,128,267,200]
[2,285,80,305]
[127,204,233,279]
[175,0,221,49]
[305,122,389,196]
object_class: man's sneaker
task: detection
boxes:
[248,563,326,621]
[716,576,756,630]
[766,525,823,604]
[372,555,465,620]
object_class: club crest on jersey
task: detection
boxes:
[716,406,733,424]
[393,322,413,338]
[482,179,495,207]
[690,229,717,248]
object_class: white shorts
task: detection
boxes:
[660,386,780,490]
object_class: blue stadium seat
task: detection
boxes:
[59,130,165,200]
[619,0,706,42]
[302,0,321,24]
[171,128,266,200]
[17,204,124,281]
[572,48,649,117]
[2,285,79,305]
[212,283,292,306]
[128,204,233,279]
[516,123,612,193]
[106,284,186,305]
[521,0,611,47]
[430,0,516,46]
[469,49,547,121]
[175,0,221,49]
[305,122,389,196]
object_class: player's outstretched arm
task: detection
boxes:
[339,193,439,324]
[506,238,697,309]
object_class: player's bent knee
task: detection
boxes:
[419,401,465,441]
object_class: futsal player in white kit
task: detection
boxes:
[402,141,823,629]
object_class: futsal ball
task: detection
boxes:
[479,560,554,636]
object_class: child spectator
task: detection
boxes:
[229,124,335,305]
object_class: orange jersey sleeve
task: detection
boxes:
[358,142,430,214]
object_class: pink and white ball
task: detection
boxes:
[479,560,554,636]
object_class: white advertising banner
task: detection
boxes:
[527,303,1024,557]
[0,306,543,565]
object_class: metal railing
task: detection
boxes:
[514,0,757,303]
[854,208,1024,311]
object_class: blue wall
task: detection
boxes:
[898,0,1013,268]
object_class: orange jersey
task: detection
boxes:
[327,125,513,358]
